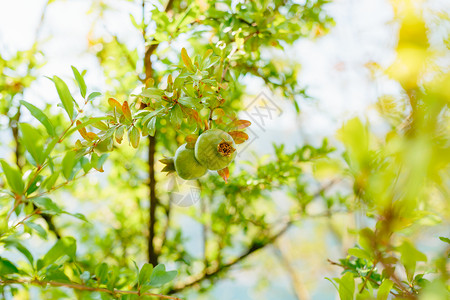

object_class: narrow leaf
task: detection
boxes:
[139,263,154,286]
[377,279,394,300]
[87,92,102,101]
[91,153,108,172]
[0,258,19,275]
[24,221,48,239]
[128,126,140,149]
[170,105,183,129]
[62,150,78,180]
[39,237,76,270]
[20,100,56,136]
[108,98,123,113]
[338,272,355,300]
[181,48,195,72]
[115,126,125,144]
[52,76,76,120]
[0,160,24,194]
[149,264,177,287]
[228,131,249,144]
[122,100,132,122]
[147,116,156,137]
[230,119,251,130]
[19,123,44,165]
[66,117,110,136]
[33,197,63,215]
[71,66,87,98]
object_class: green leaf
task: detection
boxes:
[66,116,110,136]
[128,126,140,149]
[95,262,108,284]
[51,76,76,120]
[67,212,88,222]
[181,48,195,72]
[139,263,154,286]
[19,123,44,166]
[45,268,71,282]
[3,240,34,265]
[20,100,56,137]
[115,126,125,143]
[147,116,156,137]
[43,138,59,162]
[338,118,369,171]
[24,221,48,239]
[149,264,177,287]
[325,277,339,291]
[398,241,427,281]
[205,56,220,68]
[91,120,108,131]
[169,105,183,129]
[348,247,372,260]
[0,257,19,275]
[91,153,108,172]
[71,66,87,98]
[106,265,119,290]
[62,150,78,180]
[377,279,393,300]
[439,236,450,244]
[141,88,164,98]
[44,170,60,191]
[32,197,62,215]
[338,272,355,300]
[0,160,24,194]
[39,237,76,270]
[122,101,132,122]
[87,92,102,101]
[80,156,92,173]
[178,97,201,109]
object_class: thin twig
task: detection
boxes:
[359,263,377,293]
[168,180,340,294]
[6,200,22,222]
[0,279,182,300]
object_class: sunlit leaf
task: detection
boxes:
[108,98,123,114]
[33,197,63,215]
[128,126,140,148]
[149,264,177,287]
[0,160,24,194]
[122,100,132,122]
[20,100,56,137]
[71,66,87,98]
[228,131,249,144]
[181,48,195,72]
[51,76,76,120]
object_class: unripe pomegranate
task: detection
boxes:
[195,129,236,171]
[174,143,207,180]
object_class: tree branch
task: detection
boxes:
[168,181,341,294]
[169,220,293,294]
[143,0,176,266]
[274,243,309,300]
[0,279,182,300]
[148,134,158,266]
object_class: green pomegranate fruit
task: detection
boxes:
[195,129,236,171]
[174,143,208,180]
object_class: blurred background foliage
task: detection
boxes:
[0,0,449,299]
